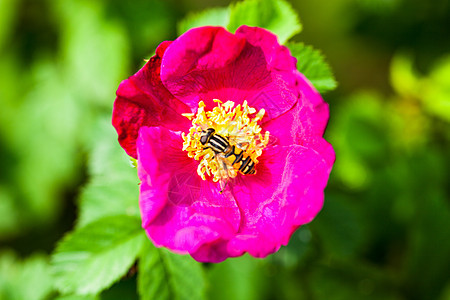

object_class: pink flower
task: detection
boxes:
[112,26,335,263]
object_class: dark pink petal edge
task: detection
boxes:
[112,42,191,158]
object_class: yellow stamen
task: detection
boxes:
[182,99,270,182]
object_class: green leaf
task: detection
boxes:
[178,7,230,35]
[227,0,301,44]
[287,42,337,93]
[77,119,140,228]
[51,215,145,295]
[138,242,206,300]
[0,251,53,300]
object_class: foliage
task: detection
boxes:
[390,53,450,122]
[0,251,53,300]
[178,0,303,45]
[52,215,145,295]
[177,7,230,34]
[288,42,337,92]
[138,242,205,300]
[227,0,301,44]
[0,0,449,299]
[76,120,140,228]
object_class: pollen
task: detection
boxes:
[181,99,270,182]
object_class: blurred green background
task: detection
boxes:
[0,0,449,299]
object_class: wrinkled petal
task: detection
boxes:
[190,144,333,261]
[160,26,298,121]
[137,126,241,254]
[264,71,330,147]
[112,42,191,158]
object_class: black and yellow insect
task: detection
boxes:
[200,128,256,175]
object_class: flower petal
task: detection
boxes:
[186,143,334,262]
[160,26,298,121]
[112,42,191,158]
[264,71,330,147]
[137,126,241,254]
[226,144,333,258]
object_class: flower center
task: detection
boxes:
[181,99,270,182]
